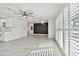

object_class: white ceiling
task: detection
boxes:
[0,3,68,21]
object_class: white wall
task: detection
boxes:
[48,19,55,38]
[28,22,33,35]
[4,18,27,41]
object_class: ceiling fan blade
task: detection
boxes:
[30,15,34,17]
[0,17,3,18]
[27,12,33,14]
[13,12,23,15]
[19,9,24,13]
[18,16,23,17]
[5,7,17,11]
[28,15,34,17]
[24,9,32,12]
[5,7,10,10]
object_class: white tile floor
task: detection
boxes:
[0,35,64,56]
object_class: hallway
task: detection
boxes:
[0,35,64,56]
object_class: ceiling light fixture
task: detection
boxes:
[41,21,45,24]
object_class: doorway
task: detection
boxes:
[34,23,48,34]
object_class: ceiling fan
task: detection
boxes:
[5,7,34,19]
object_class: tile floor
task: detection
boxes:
[29,47,54,56]
[0,35,64,56]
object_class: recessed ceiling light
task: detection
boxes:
[41,21,44,24]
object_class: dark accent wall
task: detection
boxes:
[34,23,48,34]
